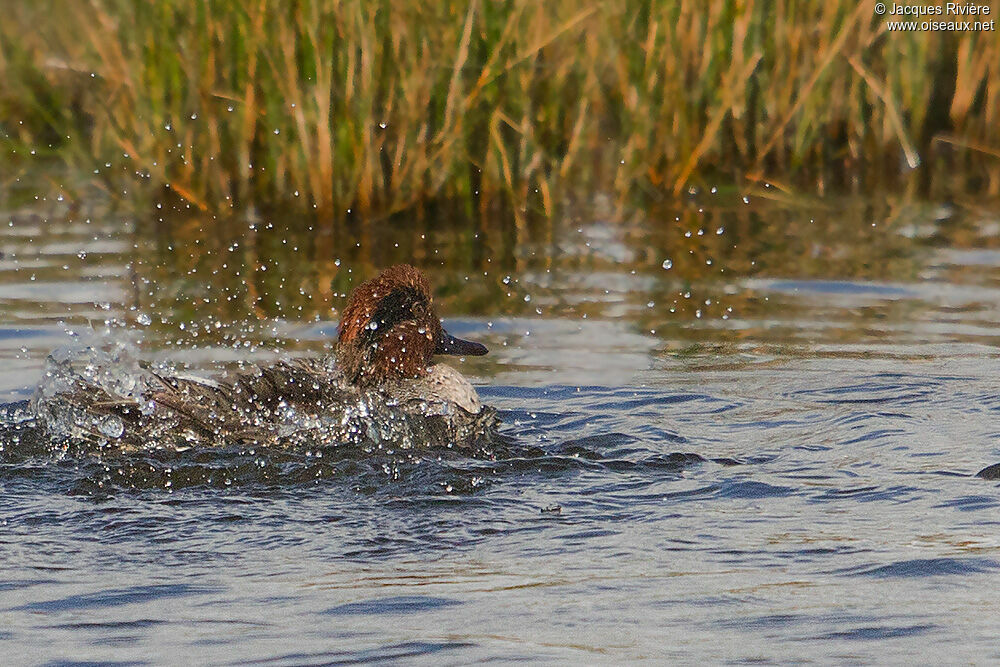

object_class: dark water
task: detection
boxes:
[2,194,1000,663]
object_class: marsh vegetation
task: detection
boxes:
[2,0,998,227]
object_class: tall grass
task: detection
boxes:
[1,0,998,222]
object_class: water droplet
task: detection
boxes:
[661,259,673,270]
[97,415,124,439]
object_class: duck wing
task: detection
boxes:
[146,358,355,445]
[35,358,355,450]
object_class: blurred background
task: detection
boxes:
[2,0,998,220]
[2,0,998,328]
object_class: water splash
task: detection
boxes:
[28,335,499,458]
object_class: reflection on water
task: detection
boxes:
[4,193,998,378]
[1,192,1000,662]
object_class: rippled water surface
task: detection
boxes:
[2,194,1000,663]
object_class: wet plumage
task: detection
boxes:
[32,265,495,451]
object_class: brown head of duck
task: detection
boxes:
[336,265,488,390]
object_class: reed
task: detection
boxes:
[1,0,998,222]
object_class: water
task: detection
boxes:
[2,195,1000,663]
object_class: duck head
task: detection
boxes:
[336,265,487,387]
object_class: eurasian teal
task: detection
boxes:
[32,265,495,450]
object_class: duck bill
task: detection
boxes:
[435,329,488,356]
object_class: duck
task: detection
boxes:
[32,264,496,451]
